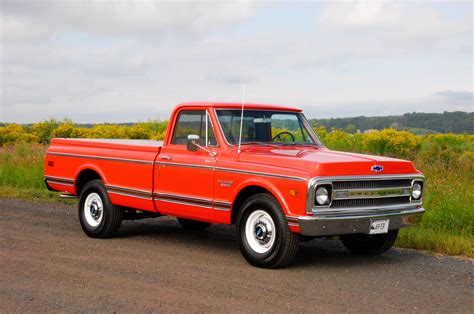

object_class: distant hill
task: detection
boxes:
[310,111,474,134]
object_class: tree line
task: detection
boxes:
[310,111,473,134]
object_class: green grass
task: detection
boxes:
[0,142,472,258]
[0,144,75,204]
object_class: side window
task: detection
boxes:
[171,110,217,146]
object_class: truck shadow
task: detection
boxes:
[116,218,418,269]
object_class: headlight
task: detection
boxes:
[412,182,422,200]
[316,186,330,205]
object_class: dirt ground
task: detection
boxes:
[0,197,472,312]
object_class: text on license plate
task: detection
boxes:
[369,219,389,234]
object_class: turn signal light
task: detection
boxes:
[288,189,300,197]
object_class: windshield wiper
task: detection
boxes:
[240,142,281,148]
[279,143,321,148]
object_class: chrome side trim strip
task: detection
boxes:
[215,167,306,182]
[154,192,232,211]
[107,190,153,200]
[47,152,153,165]
[156,198,214,209]
[46,180,74,187]
[286,216,300,227]
[106,185,153,200]
[155,161,214,170]
[156,160,305,182]
[213,206,232,212]
[44,175,75,183]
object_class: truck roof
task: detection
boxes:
[176,102,302,112]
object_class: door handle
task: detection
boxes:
[160,155,172,160]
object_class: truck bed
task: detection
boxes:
[45,138,162,212]
[50,138,163,152]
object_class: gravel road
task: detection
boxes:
[0,198,472,312]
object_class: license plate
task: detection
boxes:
[369,219,389,234]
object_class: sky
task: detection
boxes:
[1,0,473,123]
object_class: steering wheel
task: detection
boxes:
[272,131,295,142]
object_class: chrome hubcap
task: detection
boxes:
[84,192,103,227]
[255,223,268,240]
[90,202,100,218]
[245,210,276,254]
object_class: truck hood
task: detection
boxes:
[237,147,419,176]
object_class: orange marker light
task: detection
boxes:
[288,189,300,197]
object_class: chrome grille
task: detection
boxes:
[309,175,424,212]
[332,179,412,190]
[331,196,411,208]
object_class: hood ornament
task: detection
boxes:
[372,165,384,172]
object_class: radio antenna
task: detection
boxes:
[237,84,246,154]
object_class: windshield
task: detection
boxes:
[215,109,322,146]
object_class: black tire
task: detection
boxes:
[340,229,399,255]
[177,218,211,230]
[78,179,122,238]
[236,193,300,268]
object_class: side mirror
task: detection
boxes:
[186,134,217,157]
[187,134,200,152]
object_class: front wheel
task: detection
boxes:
[340,230,399,255]
[78,179,122,238]
[236,193,299,268]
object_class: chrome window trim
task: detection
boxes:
[170,109,219,148]
[47,152,153,165]
[306,174,425,213]
[212,108,323,147]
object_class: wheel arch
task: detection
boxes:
[230,180,290,224]
[74,165,107,196]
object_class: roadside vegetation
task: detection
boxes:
[0,119,472,257]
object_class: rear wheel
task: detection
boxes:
[177,218,211,230]
[236,193,299,268]
[78,179,122,238]
[340,230,399,255]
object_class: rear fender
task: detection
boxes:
[73,164,108,194]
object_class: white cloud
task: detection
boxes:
[1,0,259,41]
[319,1,471,46]
[0,1,472,123]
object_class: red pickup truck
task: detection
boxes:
[44,102,425,268]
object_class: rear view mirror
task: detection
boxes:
[187,134,199,152]
[254,118,273,123]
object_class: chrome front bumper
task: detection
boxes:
[298,205,425,236]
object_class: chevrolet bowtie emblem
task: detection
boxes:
[372,165,384,172]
